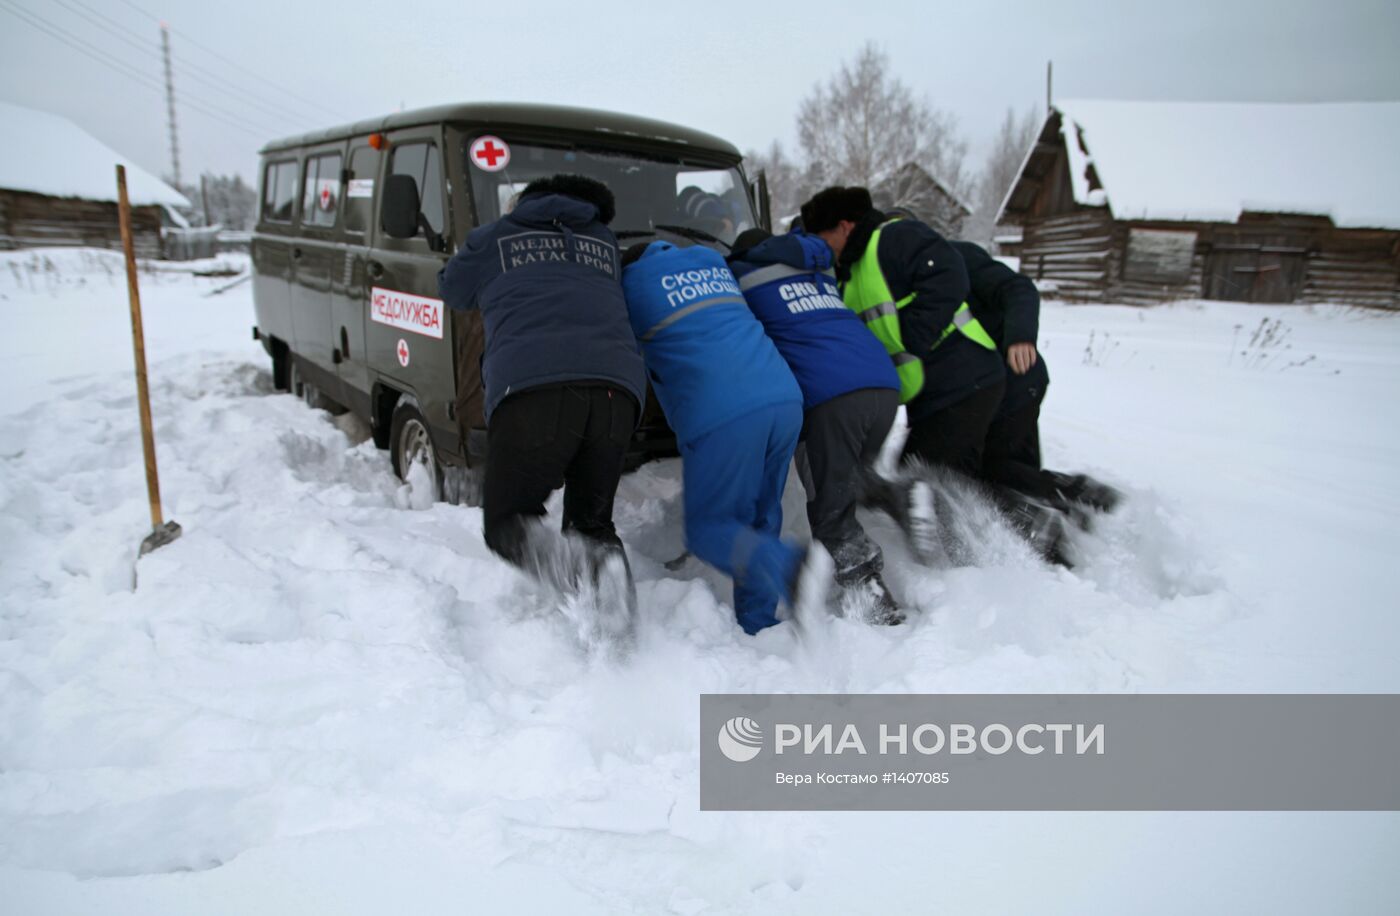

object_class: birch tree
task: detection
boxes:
[795,43,969,208]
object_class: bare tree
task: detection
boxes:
[964,105,1042,243]
[174,172,257,230]
[744,140,801,225]
[795,43,970,209]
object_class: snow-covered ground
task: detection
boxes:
[1,248,1397,914]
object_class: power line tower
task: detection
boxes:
[160,22,181,188]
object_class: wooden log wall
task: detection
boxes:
[1016,209,1116,302]
[0,189,164,259]
[1109,249,1207,306]
[1301,230,1400,310]
[1017,209,1399,309]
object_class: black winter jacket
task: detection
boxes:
[952,240,1049,416]
[438,193,646,422]
[840,213,1005,420]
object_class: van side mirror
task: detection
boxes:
[381,174,421,239]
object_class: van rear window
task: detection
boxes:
[262,160,298,223]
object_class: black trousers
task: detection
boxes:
[901,380,1007,477]
[482,383,638,569]
[982,394,1058,500]
[796,387,899,583]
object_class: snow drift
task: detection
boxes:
[1,249,1398,913]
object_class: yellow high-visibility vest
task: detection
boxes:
[842,219,997,403]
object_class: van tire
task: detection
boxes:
[271,338,291,391]
[443,464,484,508]
[390,395,443,502]
[288,358,347,415]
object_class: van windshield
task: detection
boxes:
[465,139,756,247]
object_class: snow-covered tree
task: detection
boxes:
[175,173,257,230]
[743,140,801,225]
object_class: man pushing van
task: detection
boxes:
[438,174,645,621]
[620,240,833,636]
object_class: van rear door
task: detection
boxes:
[365,125,460,460]
[252,157,299,351]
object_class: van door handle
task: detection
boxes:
[292,247,303,259]
[366,260,385,280]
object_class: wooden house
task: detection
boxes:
[998,100,1400,308]
[0,101,189,258]
[873,162,971,238]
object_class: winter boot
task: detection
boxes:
[899,478,938,565]
[842,571,905,626]
[931,483,974,566]
[519,521,592,596]
[829,533,883,589]
[1059,500,1096,533]
[1002,495,1075,568]
[789,543,835,626]
[588,547,638,648]
[1040,517,1074,569]
[1049,472,1122,513]
[1029,507,1074,568]
[1076,476,1122,513]
[863,471,939,565]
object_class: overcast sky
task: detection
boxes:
[2,0,1398,188]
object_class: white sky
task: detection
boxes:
[1,0,1397,187]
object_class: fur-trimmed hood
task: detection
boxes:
[520,173,616,225]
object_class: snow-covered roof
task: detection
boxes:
[872,161,972,215]
[1056,99,1400,230]
[0,101,189,207]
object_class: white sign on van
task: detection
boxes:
[316,179,337,211]
[469,135,511,172]
[370,287,444,340]
[347,178,375,199]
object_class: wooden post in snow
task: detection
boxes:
[116,164,182,556]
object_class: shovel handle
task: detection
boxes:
[116,165,165,530]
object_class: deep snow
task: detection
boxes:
[1,248,1397,913]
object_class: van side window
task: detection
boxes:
[344,145,378,235]
[300,152,343,228]
[262,160,297,223]
[389,142,445,238]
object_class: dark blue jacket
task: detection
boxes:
[621,241,801,447]
[437,193,646,421]
[952,240,1049,416]
[840,214,1005,420]
[729,232,898,410]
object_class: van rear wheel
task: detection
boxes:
[288,359,346,415]
[442,464,484,508]
[390,396,443,503]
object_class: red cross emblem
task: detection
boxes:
[470,135,510,172]
[319,183,334,210]
[396,338,410,367]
